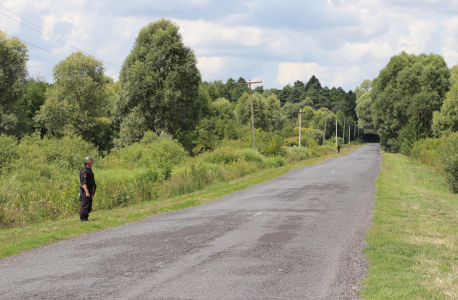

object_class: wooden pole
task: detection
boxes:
[354,121,356,143]
[322,110,328,146]
[299,107,302,147]
[342,116,346,144]
[249,84,256,150]
[237,80,262,150]
[335,118,337,147]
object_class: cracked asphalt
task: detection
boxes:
[0,144,382,299]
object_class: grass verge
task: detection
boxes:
[361,153,458,299]
[0,145,360,260]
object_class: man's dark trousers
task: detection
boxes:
[80,193,92,219]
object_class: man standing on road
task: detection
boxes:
[360,139,363,145]
[79,156,97,222]
[337,144,341,154]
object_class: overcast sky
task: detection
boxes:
[2,0,458,91]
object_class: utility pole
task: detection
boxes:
[237,80,262,150]
[299,107,302,147]
[342,116,346,144]
[322,109,328,146]
[354,121,356,143]
[335,118,338,147]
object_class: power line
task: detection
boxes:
[0,4,122,69]
[3,32,119,78]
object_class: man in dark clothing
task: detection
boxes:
[337,144,341,154]
[80,156,96,222]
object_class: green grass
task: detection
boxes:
[0,145,360,259]
[361,153,458,299]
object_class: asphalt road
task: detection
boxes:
[0,144,382,300]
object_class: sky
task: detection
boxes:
[1,0,458,92]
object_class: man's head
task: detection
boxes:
[84,156,94,167]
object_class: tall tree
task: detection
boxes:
[115,18,202,147]
[0,31,29,136]
[371,51,450,152]
[355,79,375,133]
[304,75,323,92]
[34,52,112,150]
[432,63,458,137]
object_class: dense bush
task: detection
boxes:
[410,138,444,168]
[440,133,458,192]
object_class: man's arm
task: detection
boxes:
[82,184,90,197]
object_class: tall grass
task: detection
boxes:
[0,131,339,228]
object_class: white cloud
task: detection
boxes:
[2,0,457,90]
[277,62,330,86]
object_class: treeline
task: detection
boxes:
[355,51,458,192]
[0,19,357,155]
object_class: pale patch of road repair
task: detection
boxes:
[0,144,382,299]
[249,212,263,219]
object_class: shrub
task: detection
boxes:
[200,147,242,164]
[265,156,285,168]
[238,149,265,164]
[322,145,336,153]
[440,133,458,192]
[258,132,287,157]
[286,146,311,163]
[0,134,19,173]
[410,138,443,168]
[284,134,318,148]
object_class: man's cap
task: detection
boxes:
[84,156,94,164]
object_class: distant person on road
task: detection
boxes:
[79,156,97,222]
[337,144,341,154]
[360,139,363,145]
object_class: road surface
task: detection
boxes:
[0,144,382,299]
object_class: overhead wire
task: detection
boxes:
[0,4,122,70]
[3,32,120,78]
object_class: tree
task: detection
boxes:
[19,74,50,129]
[0,31,30,136]
[371,52,450,152]
[304,75,323,92]
[432,63,458,137]
[228,77,249,102]
[35,52,111,150]
[115,18,202,147]
[355,79,376,133]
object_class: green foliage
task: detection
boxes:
[432,63,458,137]
[19,75,50,122]
[400,117,426,156]
[0,134,18,173]
[235,92,284,131]
[440,133,458,193]
[258,131,287,157]
[371,52,450,152]
[200,147,242,164]
[116,18,202,146]
[355,79,376,134]
[0,30,30,136]
[105,131,187,170]
[265,156,285,168]
[410,138,443,168]
[34,52,111,150]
